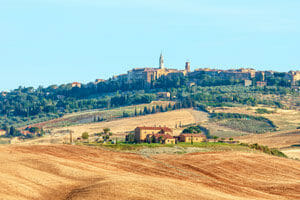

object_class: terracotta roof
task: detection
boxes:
[136,126,172,132]
[21,131,33,135]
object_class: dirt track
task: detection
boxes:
[0,145,299,200]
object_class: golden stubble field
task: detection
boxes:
[22,109,209,145]
[212,106,300,131]
[0,145,299,200]
[212,106,300,159]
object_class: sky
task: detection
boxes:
[0,0,299,91]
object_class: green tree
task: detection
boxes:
[82,132,89,140]
[103,128,110,134]
[151,135,156,143]
[123,111,130,117]
[213,136,219,143]
[134,108,138,116]
[126,133,135,143]
[151,107,156,114]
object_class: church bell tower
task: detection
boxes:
[159,53,164,69]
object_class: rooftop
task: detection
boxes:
[136,126,173,132]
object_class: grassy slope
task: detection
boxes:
[30,101,174,129]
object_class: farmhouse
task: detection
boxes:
[0,129,6,136]
[179,134,206,143]
[20,130,33,136]
[134,126,173,142]
[146,133,175,144]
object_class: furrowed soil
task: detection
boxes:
[0,145,299,200]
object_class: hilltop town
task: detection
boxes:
[2,1,300,199]
[81,54,300,89]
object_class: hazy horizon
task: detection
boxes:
[1,0,299,91]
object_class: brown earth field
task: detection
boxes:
[0,145,300,200]
[235,129,300,149]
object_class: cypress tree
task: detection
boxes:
[160,105,164,112]
[151,106,156,114]
[134,108,137,116]
[156,105,160,110]
[144,106,148,115]
[172,104,176,110]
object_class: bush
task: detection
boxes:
[256,108,275,114]
[240,143,287,158]
[182,126,201,134]
[82,132,89,140]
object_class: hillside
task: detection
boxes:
[212,106,300,131]
[235,129,300,160]
[19,109,208,145]
[0,145,299,200]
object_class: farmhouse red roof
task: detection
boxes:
[137,126,172,132]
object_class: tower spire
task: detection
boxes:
[159,53,164,69]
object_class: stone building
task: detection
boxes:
[134,126,173,143]
[244,80,252,87]
[179,134,206,143]
[290,71,300,86]
[116,54,189,86]
[71,82,81,88]
[146,133,175,144]
[256,81,267,87]
[0,129,6,136]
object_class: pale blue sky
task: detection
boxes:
[0,0,299,90]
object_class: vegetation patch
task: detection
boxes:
[182,125,212,138]
[81,142,288,158]
[210,112,277,133]
[255,108,276,114]
[240,143,287,158]
[81,142,254,154]
[218,118,275,134]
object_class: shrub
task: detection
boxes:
[82,132,89,140]
[240,143,287,158]
[256,108,275,114]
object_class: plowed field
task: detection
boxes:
[0,145,299,200]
